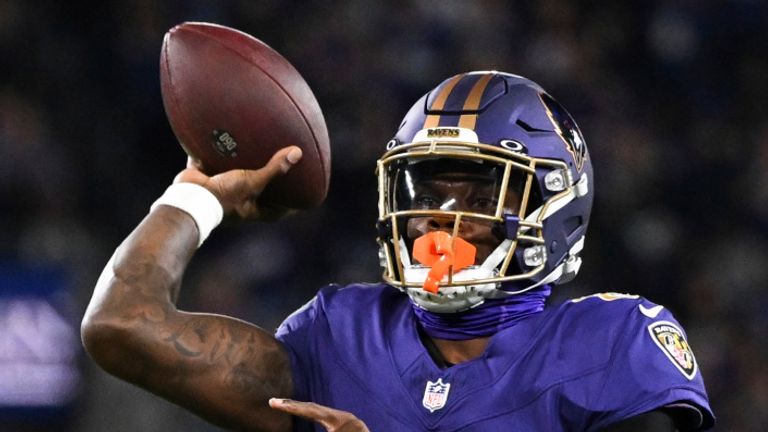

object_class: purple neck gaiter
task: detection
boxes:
[411,285,552,340]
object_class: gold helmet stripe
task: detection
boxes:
[423,74,464,128]
[458,74,493,130]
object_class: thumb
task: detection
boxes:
[231,146,303,198]
[261,146,303,181]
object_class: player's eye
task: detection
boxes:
[472,197,498,211]
[413,194,441,209]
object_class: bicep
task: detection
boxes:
[113,309,294,432]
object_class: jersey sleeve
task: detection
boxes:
[276,289,337,432]
[275,291,322,402]
[588,298,715,430]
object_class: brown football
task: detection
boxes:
[160,22,330,209]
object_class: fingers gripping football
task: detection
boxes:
[175,146,303,220]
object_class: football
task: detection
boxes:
[160,22,331,209]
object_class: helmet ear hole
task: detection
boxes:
[565,216,583,238]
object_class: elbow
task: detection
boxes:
[81,265,176,379]
[81,313,136,378]
[81,301,174,382]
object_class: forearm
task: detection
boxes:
[81,205,198,375]
[84,205,197,326]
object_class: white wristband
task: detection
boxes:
[151,183,224,247]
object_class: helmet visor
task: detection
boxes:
[389,158,525,218]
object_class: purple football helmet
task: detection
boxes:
[376,71,593,312]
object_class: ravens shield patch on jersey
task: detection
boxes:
[648,321,698,380]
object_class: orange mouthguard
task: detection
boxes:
[412,231,477,293]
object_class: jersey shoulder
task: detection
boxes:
[553,291,698,379]
[318,282,404,312]
[274,282,417,422]
[550,292,713,430]
[276,282,405,340]
[520,292,654,381]
[549,292,666,349]
[557,291,679,330]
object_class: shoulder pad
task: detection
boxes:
[565,292,673,323]
[569,292,640,303]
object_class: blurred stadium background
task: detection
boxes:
[1,1,766,430]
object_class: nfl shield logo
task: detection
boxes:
[422,378,451,412]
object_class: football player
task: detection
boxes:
[82,72,714,431]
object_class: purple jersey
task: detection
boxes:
[276,284,714,431]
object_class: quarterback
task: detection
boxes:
[82,72,714,431]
